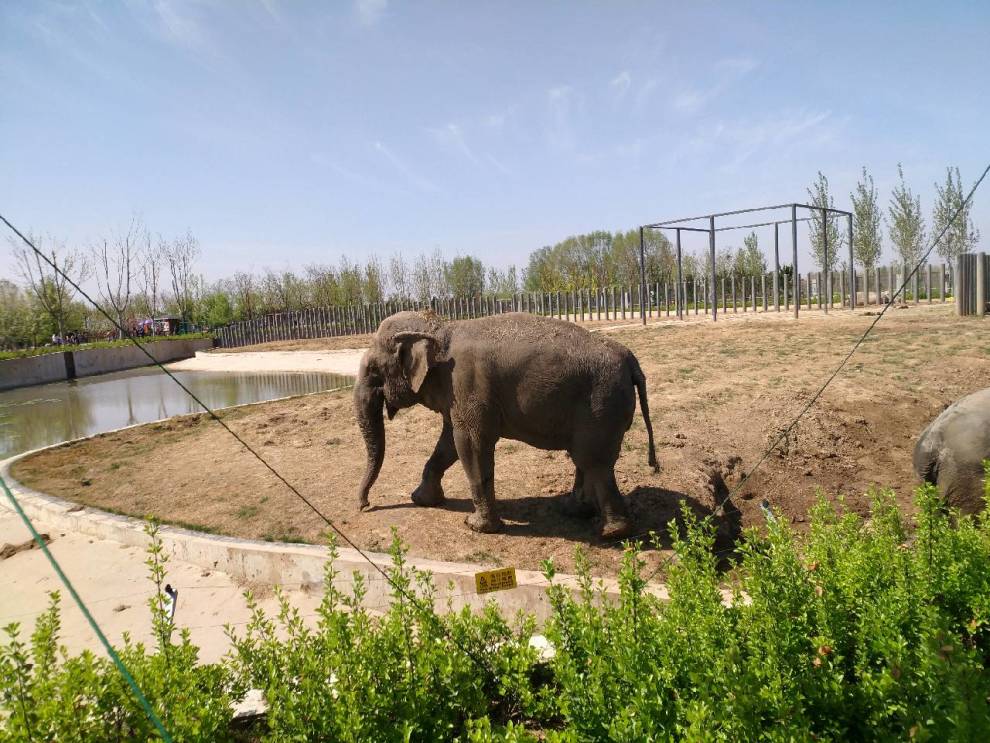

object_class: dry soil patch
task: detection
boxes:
[15,305,990,576]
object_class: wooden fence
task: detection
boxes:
[955,253,988,316]
[215,263,954,348]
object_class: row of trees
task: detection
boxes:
[1,165,981,347]
[3,222,200,348]
[818,165,979,273]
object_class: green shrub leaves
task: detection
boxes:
[3,486,990,741]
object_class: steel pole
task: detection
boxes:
[822,207,829,314]
[710,217,717,322]
[639,226,647,325]
[773,222,780,311]
[792,205,799,318]
[676,228,684,320]
[848,213,855,310]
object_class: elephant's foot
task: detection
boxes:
[465,510,504,533]
[411,479,446,507]
[559,490,597,518]
[600,517,633,540]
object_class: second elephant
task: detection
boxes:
[914,387,990,513]
[354,311,659,538]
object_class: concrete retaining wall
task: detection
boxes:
[72,338,214,378]
[0,352,69,390]
[0,338,214,391]
[0,442,739,620]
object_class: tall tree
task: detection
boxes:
[0,280,40,348]
[739,231,766,276]
[486,266,519,297]
[363,255,384,303]
[92,216,141,337]
[932,166,980,263]
[850,167,883,270]
[887,164,926,267]
[163,230,199,323]
[138,233,164,321]
[231,271,259,319]
[338,257,364,305]
[10,232,90,340]
[388,254,411,300]
[446,255,485,297]
[806,171,843,272]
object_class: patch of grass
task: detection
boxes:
[263,529,307,544]
[463,549,503,566]
[235,505,259,520]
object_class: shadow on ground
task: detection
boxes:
[373,455,746,568]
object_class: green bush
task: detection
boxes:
[2,482,990,741]
[0,522,243,742]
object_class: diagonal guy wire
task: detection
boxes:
[714,162,990,518]
[0,474,174,742]
[0,214,499,685]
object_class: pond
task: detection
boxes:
[0,368,353,460]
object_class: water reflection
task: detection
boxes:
[0,368,353,459]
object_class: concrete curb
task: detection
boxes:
[0,441,689,621]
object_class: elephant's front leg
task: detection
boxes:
[453,427,503,533]
[411,417,458,507]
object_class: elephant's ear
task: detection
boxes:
[395,332,439,393]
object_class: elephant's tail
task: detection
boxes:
[630,354,659,473]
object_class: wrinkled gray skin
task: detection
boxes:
[354,311,658,538]
[914,387,990,513]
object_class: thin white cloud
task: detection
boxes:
[716,56,759,76]
[152,0,209,50]
[311,153,384,188]
[486,153,512,176]
[610,70,631,100]
[428,123,480,166]
[688,109,840,173]
[672,56,760,114]
[258,0,283,24]
[634,79,658,111]
[373,141,439,192]
[547,85,578,151]
[485,110,509,129]
[355,0,387,26]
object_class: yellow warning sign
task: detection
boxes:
[474,567,517,594]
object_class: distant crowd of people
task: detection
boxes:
[49,331,89,346]
[47,318,180,347]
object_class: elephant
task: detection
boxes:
[354,310,658,539]
[913,387,990,513]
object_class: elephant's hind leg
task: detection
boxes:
[412,417,458,507]
[584,467,633,540]
[560,467,598,518]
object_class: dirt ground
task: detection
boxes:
[14,304,990,576]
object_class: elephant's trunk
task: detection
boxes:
[354,375,385,510]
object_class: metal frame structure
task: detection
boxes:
[638,202,853,324]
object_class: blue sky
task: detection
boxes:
[1,0,987,280]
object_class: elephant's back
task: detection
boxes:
[458,313,632,369]
[449,314,636,448]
